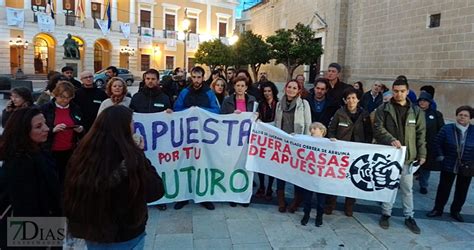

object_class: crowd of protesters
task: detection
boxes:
[0,62,472,249]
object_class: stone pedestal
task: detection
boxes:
[62,58,82,77]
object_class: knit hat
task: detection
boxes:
[417,91,433,103]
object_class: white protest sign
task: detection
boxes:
[133,107,256,204]
[246,122,406,203]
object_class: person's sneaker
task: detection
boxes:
[420,187,428,194]
[405,217,421,234]
[229,202,237,207]
[301,213,310,226]
[174,201,189,210]
[450,212,464,222]
[201,202,215,210]
[379,215,390,229]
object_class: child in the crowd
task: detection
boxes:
[301,122,327,227]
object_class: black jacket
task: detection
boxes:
[40,100,83,151]
[221,94,257,114]
[130,87,171,113]
[72,87,108,132]
[4,151,61,217]
[327,78,350,107]
[361,90,383,113]
[305,89,339,127]
[423,108,445,169]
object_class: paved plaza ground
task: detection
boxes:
[141,171,474,250]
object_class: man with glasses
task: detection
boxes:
[361,81,384,113]
[72,71,108,132]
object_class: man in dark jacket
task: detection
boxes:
[173,66,220,114]
[305,78,339,128]
[172,66,218,211]
[162,67,188,105]
[130,69,171,113]
[361,81,383,113]
[416,91,444,194]
[61,66,82,89]
[325,63,350,107]
[72,71,108,133]
[374,79,426,235]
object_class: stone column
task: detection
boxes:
[24,0,31,9]
[85,0,91,18]
[112,0,117,21]
[55,0,63,14]
[130,0,135,24]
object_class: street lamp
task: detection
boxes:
[229,34,239,46]
[9,35,29,79]
[182,17,191,70]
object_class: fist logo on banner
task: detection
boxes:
[349,153,402,192]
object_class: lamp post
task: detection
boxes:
[9,35,29,79]
[182,18,190,71]
[120,45,135,69]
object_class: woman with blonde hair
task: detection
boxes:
[97,77,131,115]
[210,77,228,107]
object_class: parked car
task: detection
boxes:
[94,68,134,88]
[159,69,173,81]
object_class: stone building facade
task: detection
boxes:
[0,0,238,77]
[242,0,474,119]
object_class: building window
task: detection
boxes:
[188,17,197,34]
[219,22,227,37]
[32,0,46,23]
[91,2,101,29]
[428,13,441,28]
[141,54,150,71]
[140,10,151,28]
[187,58,195,71]
[63,0,75,26]
[165,14,176,31]
[165,56,174,70]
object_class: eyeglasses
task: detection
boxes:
[82,75,93,79]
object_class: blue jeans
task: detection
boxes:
[419,168,431,188]
[86,232,145,250]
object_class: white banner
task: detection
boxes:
[246,122,407,203]
[37,12,55,32]
[6,8,24,28]
[188,33,199,50]
[95,19,110,36]
[120,22,131,39]
[134,107,256,204]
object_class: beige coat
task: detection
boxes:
[275,96,312,135]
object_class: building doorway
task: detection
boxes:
[94,39,112,73]
[33,33,56,75]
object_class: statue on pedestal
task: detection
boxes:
[63,34,80,59]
